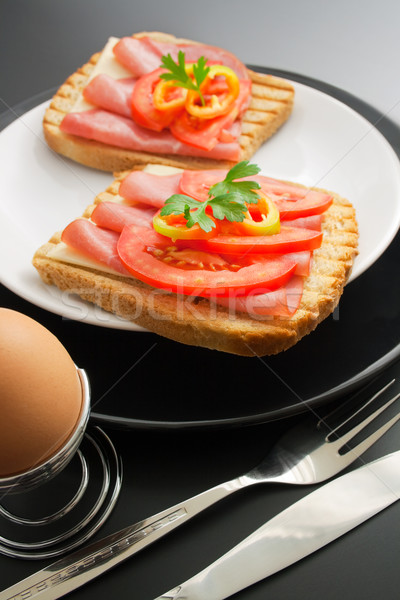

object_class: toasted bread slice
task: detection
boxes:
[43,31,295,172]
[32,174,358,356]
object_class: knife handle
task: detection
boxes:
[0,478,246,600]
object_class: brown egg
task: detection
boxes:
[0,309,83,477]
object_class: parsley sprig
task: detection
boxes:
[160,161,262,233]
[160,51,210,106]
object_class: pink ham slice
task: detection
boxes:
[246,252,310,277]
[214,275,304,317]
[119,171,182,207]
[219,120,243,143]
[279,252,310,276]
[283,215,322,230]
[61,219,130,275]
[60,109,241,161]
[113,37,160,78]
[113,36,249,80]
[83,75,136,118]
[91,201,156,232]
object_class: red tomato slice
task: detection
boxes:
[255,176,333,219]
[180,169,228,200]
[269,193,333,220]
[179,170,333,219]
[169,108,238,151]
[131,68,181,132]
[169,81,250,151]
[117,225,297,297]
[180,226,323,255]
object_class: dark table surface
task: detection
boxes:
[1,2,400,598]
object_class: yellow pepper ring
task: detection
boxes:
[239,194,281,236]
[153,212,215,240]
[185,65,240,119]
[152,64,201,112]
[153,79,188,112]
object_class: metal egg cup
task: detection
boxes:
[0,369,123,560]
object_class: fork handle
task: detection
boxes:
[0,478,248,600]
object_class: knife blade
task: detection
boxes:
[1,451,399,600]
[154,450,400,600]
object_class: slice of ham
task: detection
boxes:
[113,36,249,80]
[119,171,182,207]
[282,215,323,230]
[214,275,304,317]
[61,219,130,275]
[285,251,311,276]
[83,75,136,118]
[113,37,160,78]
[60,109,241,161]
[219,120,243,143]
[91,201,156,232]
[245,251,311,277]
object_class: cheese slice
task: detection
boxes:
[142,164,184,176]
[47,242,127,277]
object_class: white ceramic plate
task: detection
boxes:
[1,81,400,330]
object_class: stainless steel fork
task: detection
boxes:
[1,378,399,600]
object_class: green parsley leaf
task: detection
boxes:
[160,161,262,232]
[208,195,248,222]
[209,160,261,205]
[161,194,216,232]
[161,194,201,215]
[224,160,261,180]
[159,51,210,106]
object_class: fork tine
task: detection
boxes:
[325,380,397,443]
[328,389,400,448]
[341,408,400,457]
[321,379,396,433]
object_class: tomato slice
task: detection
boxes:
[179,170,333,219]
[131,68,181,132]
[169,107,239,151]
[117,225,297,297]
[180,226,323,255]
[269,193,333,220]
[169,80,250,151]
[179,169,228,200]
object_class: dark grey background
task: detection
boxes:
[2,0,400,124]
[1,1,400,599]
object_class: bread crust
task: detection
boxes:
[32,176,358,356]
[42,32,295,172]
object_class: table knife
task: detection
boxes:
[1,451,399,600]
[154,450,400,599]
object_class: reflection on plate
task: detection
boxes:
[0,78,400,332]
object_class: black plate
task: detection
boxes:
[1,67,400,430]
